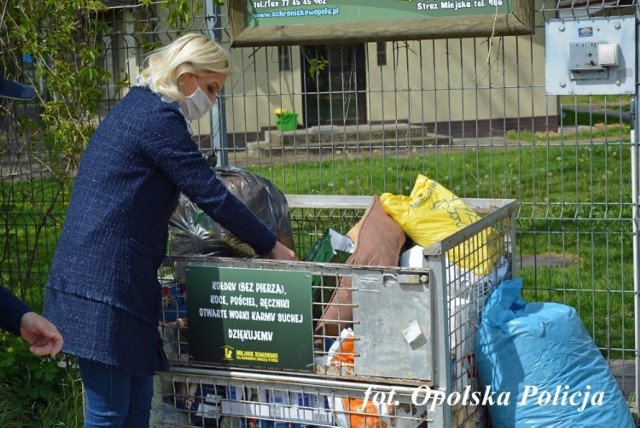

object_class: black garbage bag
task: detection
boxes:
[168,165,295,257]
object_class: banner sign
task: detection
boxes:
[186,265,314,371]
[229,0,534,47]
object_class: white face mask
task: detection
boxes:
[180,80,214,120]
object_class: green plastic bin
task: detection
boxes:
[275,111,298,131]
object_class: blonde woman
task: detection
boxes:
[44,33,296,427]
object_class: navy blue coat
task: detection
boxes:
[0,286,31,337]
[44,86,277,376]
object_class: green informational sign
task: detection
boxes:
[229,0,533,47]
[186,266,314,371]
[248,0,511,27]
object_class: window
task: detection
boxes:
[376,42,387,66]
[278,46,291,72]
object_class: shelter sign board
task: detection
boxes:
[229,0,534,46]
[186,265,314,371]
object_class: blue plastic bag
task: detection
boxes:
[476,278,634,427]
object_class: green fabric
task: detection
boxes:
[305,229,352,319]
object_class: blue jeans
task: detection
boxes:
[78,358,154,427]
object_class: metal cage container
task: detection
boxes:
[156,195,517,428]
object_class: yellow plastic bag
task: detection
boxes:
[380,174,502,275]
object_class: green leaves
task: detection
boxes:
[166,0,193,30]
[2,0,111,171]
[307,56,329,82]
[0,332,68,408]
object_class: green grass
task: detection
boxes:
[508,118,630,141]
[0,376,84,427]
[0,177,78,426]
[0,177,68,305]
[560,94,632,108]
[561,111,631,132]
[0,373,84,427]
[253,144,630,206]
[0,331,83,426]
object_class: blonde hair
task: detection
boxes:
[138,33,234,103]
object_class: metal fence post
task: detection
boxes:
[204,0,229,167]
[632,7,640,421]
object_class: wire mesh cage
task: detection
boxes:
[157,369,446,428]
[157,195,517,427]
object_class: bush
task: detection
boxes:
[0,331,83,426]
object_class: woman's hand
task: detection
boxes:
[267,241,297,261]
[20,312,64,357]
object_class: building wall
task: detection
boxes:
[108,5,555,148]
